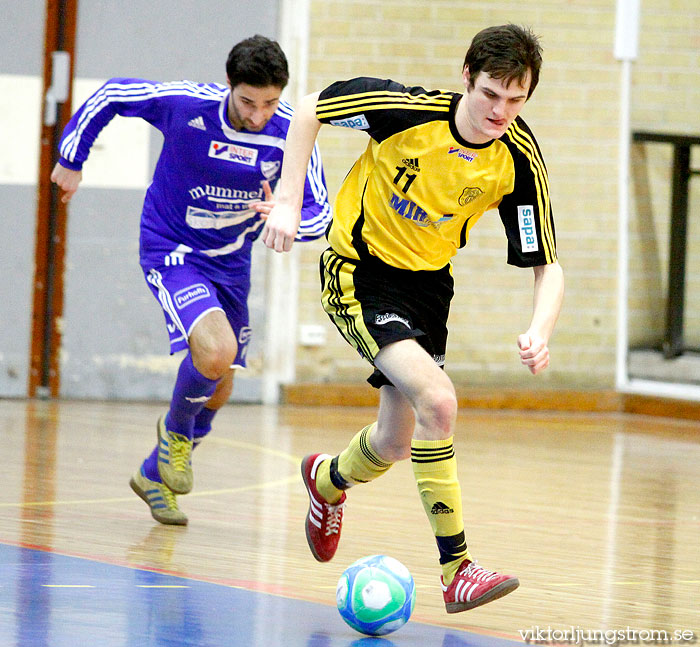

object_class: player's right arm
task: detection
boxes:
[51,77,174,202]
[50,164,82,204]
[261,91,323,253]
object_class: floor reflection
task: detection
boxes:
[14,547,54,647]
[1,399,698,644]
[21,401,58,548]
[0,543,502,647]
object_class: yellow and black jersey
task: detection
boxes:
[316,77,557,271]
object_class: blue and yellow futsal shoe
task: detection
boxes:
[129,467,188,526]
[156,415,194,494]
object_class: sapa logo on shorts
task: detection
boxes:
[174,283,210,309]
[517,205,539,253]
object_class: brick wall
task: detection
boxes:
[292,0,700,389]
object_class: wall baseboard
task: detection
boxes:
[282,384,700,422]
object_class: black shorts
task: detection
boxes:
[319,248,454,388]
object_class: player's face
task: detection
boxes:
[461,68,530,143]
[227,82,282,131]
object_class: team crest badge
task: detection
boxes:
[261,160,280,179]
[458,187,484,206]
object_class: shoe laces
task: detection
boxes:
[169,436,193,471]
[459,561,498,582]
[160,484,180,511]
[324,502,345,536]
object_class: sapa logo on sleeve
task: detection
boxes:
[517,205,539,253]
[329,114,370,129]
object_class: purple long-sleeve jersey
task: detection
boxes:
[58,78,331,283]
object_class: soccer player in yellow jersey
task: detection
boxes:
[262,24,564,613]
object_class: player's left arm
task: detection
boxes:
[497,118,562,373]
[518,261,564,375]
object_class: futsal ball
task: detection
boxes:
[336,554,416,636]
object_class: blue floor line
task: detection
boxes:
[0,542,524,647]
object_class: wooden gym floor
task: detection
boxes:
[1,398,698,646]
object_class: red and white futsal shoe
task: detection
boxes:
[301,453,346,562]
[441,559,519,613]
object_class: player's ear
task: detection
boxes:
[462,66,471,89]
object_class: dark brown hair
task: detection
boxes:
[463,24,542,99]
[226,35,289,89]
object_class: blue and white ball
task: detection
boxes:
[336,554,416,636]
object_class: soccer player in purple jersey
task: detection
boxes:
[51,35,331,526]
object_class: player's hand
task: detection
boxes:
[249,180,275,216]
[517,333,550,375]
[261,202,301,253]
[50,163,82,204]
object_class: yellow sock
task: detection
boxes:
[316,424,393,503]
[411,437,472,585]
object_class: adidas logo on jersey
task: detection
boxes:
[431,501,454,514]
[402,157,420,172]
[187,116,206,130]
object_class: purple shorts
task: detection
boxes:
[144,264,251,368]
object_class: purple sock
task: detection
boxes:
[142,448,161,482]
[166,352,218,440]
[193,406,218,446]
